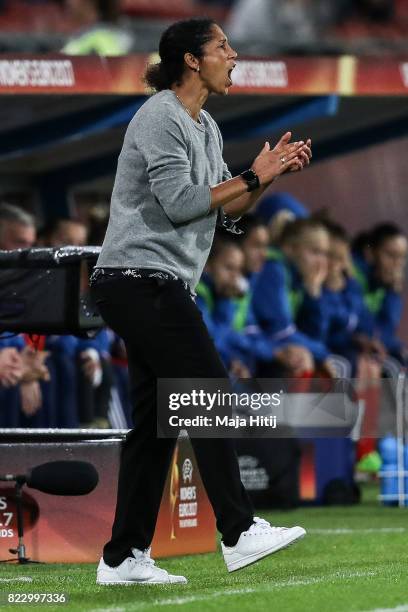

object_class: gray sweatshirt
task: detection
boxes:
[96,89,231,290]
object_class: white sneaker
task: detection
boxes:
[96,547,187,585]
[222,517,306,572]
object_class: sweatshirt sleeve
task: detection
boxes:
[133,111,211,224]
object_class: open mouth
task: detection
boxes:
[226,67,234,86]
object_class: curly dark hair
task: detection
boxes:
[144,18,216,91]
[368,223,405,250]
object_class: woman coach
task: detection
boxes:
[91,18,311,585]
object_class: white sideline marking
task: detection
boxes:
[361,606,408,612]
[0,577,33,582]
[143,570,378,608]
[309,528,406,535]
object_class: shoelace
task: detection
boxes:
[130,548,156,567]
[247,517,288,534]
[253,517,271,528]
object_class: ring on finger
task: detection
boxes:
[280,156,286,164]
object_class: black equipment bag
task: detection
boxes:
[0,246,103,336]
[236,438,301,509]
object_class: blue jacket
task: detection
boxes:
[321,277,368,358]
[0,333,25,350]
[353,259,404,357]
[252,248,329,362]
[45,329,112,358]
[196,273,279,371]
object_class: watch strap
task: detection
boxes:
[240,169,260,192]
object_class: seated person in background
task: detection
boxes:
[255,191,309,246]
[353,223,408,368]
[42,332,110,428]
[38,217,88,247]
[0,334,50,426]
[0,345,23,388]
[0,208,51,423]
[0,339,23,428]
[234,215,269,288]
[39,215,127,428]
[352,223,407,473]
[196,234,281,377]
[38,215,102,392]
[39,216,115,427]
[61,0,134,56]
[19,339,50,421]
[0,202,36,250]
[75,329,117,429]
[321,220,378,376]
[252,217,334,377]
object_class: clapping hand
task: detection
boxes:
[251,132,312,186]
[20,346,50,383]
[0,347,23,387]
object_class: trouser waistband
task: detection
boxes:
[90,267,193,297]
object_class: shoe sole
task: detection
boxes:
[226,528,306,572]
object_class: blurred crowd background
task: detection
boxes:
[0,194,406,456]
[0,0,406,56]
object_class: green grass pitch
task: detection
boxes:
[0,485,407,612]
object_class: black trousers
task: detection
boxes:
[91,272,253,566]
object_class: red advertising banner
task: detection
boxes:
[0,434,216,563]
[230,57,339,95]
[0,54,406,96]
[0,55,149,94]
[356,58,408,95]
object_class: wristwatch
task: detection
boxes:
[240,169,260,192]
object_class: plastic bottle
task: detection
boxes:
[378,436,398,506]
